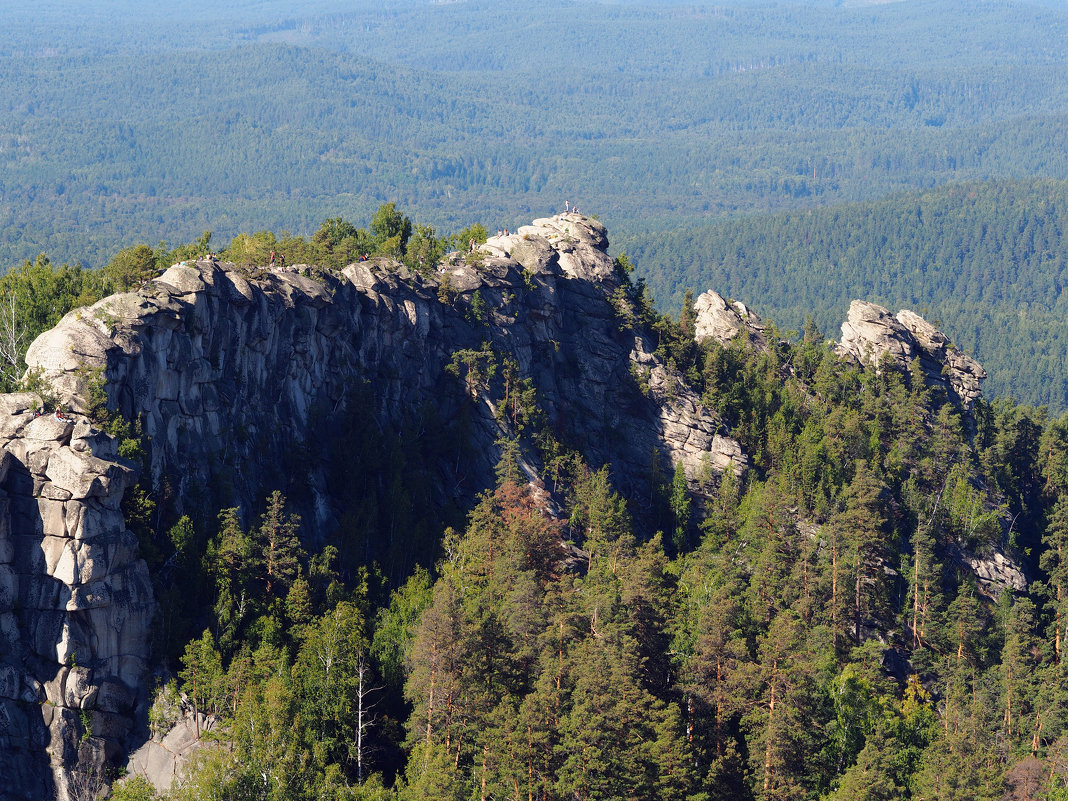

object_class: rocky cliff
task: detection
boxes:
[0,400,151,801]
[837,300,986,409]
[0,214,747,798]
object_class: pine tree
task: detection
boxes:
[670,460,693,553]
[1041,495,1068,662]
[834,463,889,644]
[206,507,252,658]
[744,479,800,626]
[254,491,305,600]
[745,610,821,801]
[1001,597,1040,744]
[179,629,224,738]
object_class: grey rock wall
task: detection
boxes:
[0,395,151,801]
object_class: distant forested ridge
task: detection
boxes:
[622,179,1068,410]
[0,0,1066,270]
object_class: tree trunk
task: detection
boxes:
[481,744,488,801]
[424,646,436,766]
[831,538,838,651]
[715,655,723,757]
[912,547,921,648]
[763,659,777,794]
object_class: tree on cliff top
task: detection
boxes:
[371,202,412,258]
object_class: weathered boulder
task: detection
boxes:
[838,300,917,370]
[124,709,216,793]
[837,300,986,409]
[693,289,767,348]
[895,309,986,410]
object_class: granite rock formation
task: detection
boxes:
[837,300,986,409]
[0,396,151,801]
[0,214,746,797]
[693,289,767,349]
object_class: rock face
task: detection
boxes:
[0,214,747,797]
[693,290,767,348]
[0,396,151,801]
[954,546,1028,598]
[125,708,216,793]
[837,300,986,409]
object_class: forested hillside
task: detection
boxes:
[5,202,1068,799]
[622,179,1068,410]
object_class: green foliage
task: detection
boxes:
[226,230,279,268]
[147,680,183,740]
[107,776,158,801]
[466,290,489,326]
[371,567,433,689]
[18,366,59,412]
[447,223,488,253]
[371,203,412,258]
[179,629,225,719]
[445,343,497,399]
[670,460,692,552]
[403,224,444,273]
[0,255,104,391]
[101,244,162,292]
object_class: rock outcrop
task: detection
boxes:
[837,300,986,409]
[0,214,747,798]
[0,396,151,801]
[953,546,1028,598]
[693,290,767,349]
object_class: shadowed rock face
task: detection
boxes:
[837,300,987,409]
[0,214,747,797]
[0,396,150,801]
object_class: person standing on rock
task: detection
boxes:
[270,251,276,268]
[565,199,570,213]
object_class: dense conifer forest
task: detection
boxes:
[1,0,1066,268]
